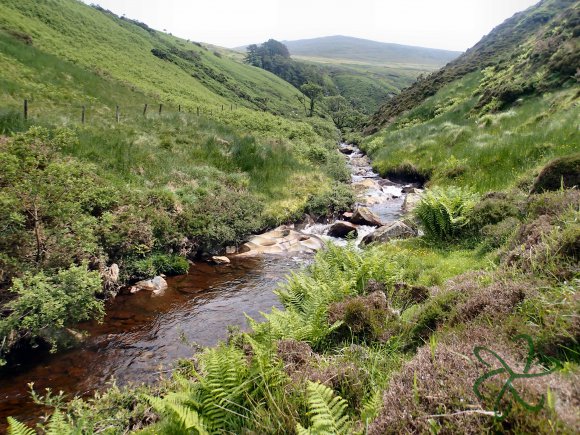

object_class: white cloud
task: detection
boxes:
[81,0,539,50]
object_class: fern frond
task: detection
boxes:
[297,381,351,435]
[7,417,35,435]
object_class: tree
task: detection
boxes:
[300,83,324,117]
[244,44,261,67]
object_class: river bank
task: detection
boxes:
[0,142,412,426]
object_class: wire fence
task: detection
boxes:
[2,99,242,125]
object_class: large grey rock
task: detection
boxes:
[361,221,416,245]
[133,276,168,295]
[327,221,358,238]
[351,207,382,227]
[402,192,422,213]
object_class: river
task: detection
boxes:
[0,144,408,426]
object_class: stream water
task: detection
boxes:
[0,144,407,426]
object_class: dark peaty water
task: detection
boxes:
[0,143,407,427]
[0,255,308,426]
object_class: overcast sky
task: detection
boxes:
[82,0,539,51]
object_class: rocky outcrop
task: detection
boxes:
[327,221,358,238]
[132,276,168,295]
[351,207,382,227]
[361,221,416,245]
[101,263,120,295]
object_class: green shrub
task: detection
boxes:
[306,184,354,217]
[0,263,104,361]
[415,187,480,241]
[129,253,189,279]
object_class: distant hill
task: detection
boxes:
[236,35,461,67]
[235,36,461,114]
[277,35,461,67]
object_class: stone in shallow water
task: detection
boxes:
[210,256,231,265]
[402,192,422,213]
[132,276,168,295]
[327,221,358,238]
[351,207,382,227]
[361,221,416,245]
[237,225,325,256]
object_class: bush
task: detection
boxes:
[129,253,189,280]
[469,192,522,229]
[306,183,354,217]
[415,187,480,241]
[328,292,392,342]
[0,264,104,361]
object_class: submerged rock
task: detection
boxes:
[351,207,382,227]
[327,221,358,238]
[361,221,416,245]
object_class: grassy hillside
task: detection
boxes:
[0,0,311,117]
[366,0,579,132]
[361,0,579,191]
[4,0,580,433]
[0,0,352,362]
[283,35,461,67]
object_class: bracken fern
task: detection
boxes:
[415,186,479,241]
[296,381,351,435]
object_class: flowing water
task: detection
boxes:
[0,144,408,426]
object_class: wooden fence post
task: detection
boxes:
[143,103,148,116]
[115,105,120,123]
[81,105,85,124]
[159,104,163,115]
[197,107,200,116]
[24,99,28,121]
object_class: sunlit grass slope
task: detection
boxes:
[361,72,579,192]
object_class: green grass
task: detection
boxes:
[0,0,346,223]
[362,72,580,192]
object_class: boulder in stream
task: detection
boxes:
[361,221,416,245]
[237,226,325,256]
[210,256,231,265]
[327,221,358,238]
[132,276,168,295]
[351,207,382,227]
